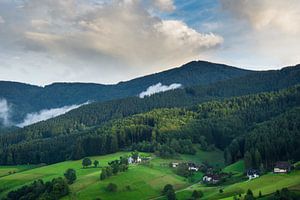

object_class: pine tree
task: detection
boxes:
[254,149,262,168]
[244,151,253,170]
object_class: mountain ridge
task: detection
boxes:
[0,60,253,124]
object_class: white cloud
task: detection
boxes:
[0,99,10,126]
[0,0,223,85]
[217,0,300,68]
[153,0,176,12]
[139,82,182,98]
[17,102,89,127]
[220,0,300,34]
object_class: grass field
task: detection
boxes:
[0,150,222,200]
[1,150,298,200]
[223,160,245,176]
[0,165,36,178]
[0,152,128,198]
[180,148,225,168]
[176,170,300,200]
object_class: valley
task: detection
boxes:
[1,61,300,200]
[1,1,300,199]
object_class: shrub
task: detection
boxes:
[125,185,131,191]
[106,183,118,192]
[94,160,100,168]
[162,184,174,194]
[82,158,92,168]
[64,168,77,184]
[192,190,203,199]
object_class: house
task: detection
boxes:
[137,156,142,163]
[274,162,291,173]
[247,169,260,180]
[128,156,142,164]
[188,162,199,171]
[202,174,221,184]
[171,162,179,168]
[202,175,212,182]
[128,157,134,164]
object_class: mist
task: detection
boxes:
[0,98,10,126]
[17,102,89,127]
[139,83,182,98]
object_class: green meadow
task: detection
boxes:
[0,165,36,178]
[0,150,299,200]
[223,160,245,176]
[0,150,221,200]
[176,166,300,200]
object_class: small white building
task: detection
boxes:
[188,163,199,171]
[171,162,179,168]
[202,174,220,184]
[202,175,212,182]
[128,156,142,164]
[188,166,199,171]
[274,162,291,173]
[137,156,142,163]
[128,157,134,164]
[247,169,260,180]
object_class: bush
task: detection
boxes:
[94,160,99,168]
[162,184,176,200]
[166,189,176,200]
[192,190,203,199]
[82,158,92,168]
[244,189,254,200]
[294,162,300,170]
[106,183,118,192]
[162,184,174,195]
[259,191,262,197]
[6,177,69,200]
[64,168,77,184]
[125,185,131,191]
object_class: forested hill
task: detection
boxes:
[0,61,252,124]
[6,62,299,137]
[0,85,299,165]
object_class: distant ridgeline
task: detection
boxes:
[0,62,299,168]
[0,61,251,124]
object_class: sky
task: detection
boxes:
[0,0,299,86]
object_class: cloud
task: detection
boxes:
[220,0,300,34]
[17,102,89,127]
[217,0,300,68]
[0,0,223,85]
[139,82,182,98]
[0,99,10,126]
[153,0,176,12]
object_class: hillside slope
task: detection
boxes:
[1,85,300,165]
[2,63,298,141]
[0,61,252,124]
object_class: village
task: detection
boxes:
[168,160,293,185]
[121,150,295,188]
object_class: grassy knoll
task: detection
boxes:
[0,152,128,198]
[70,164,188,200]
[223,160,245,176]
[3,150,299,200]
[0,151,209,200]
